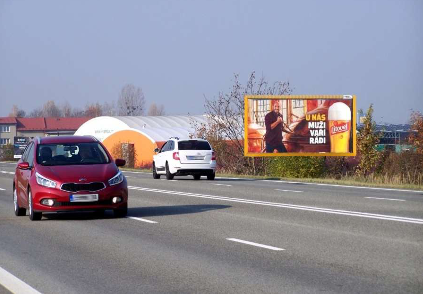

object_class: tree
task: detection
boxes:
[147,103,165,116]
[117,84,146,116]
[356,104,382,176]
[28,108,43,117]
[42,100,62,117]
[61,101,73,117]
[8,105,26,117]
[102,101,117,116]
[191,71,292,174]
[84,102,103,117]
[409,110,423,154]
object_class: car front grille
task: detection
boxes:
[53,199,112,207]
[61,182,106,192]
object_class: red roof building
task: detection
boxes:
[0,117,91,145]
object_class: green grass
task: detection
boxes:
[121,167,423,191]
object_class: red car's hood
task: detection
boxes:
[36,163,119,184]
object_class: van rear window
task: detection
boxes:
[178,140,211,150]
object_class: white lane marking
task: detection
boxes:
[227,238,285,251]
[0,188,5,191]
[275,188,303,193]
[365,197,406,202]
[216,177,242,180]
[214,184,232,187]
[128,216,158,224]
[128,186,423,225]
[0,266,42,294]
[0,162,17,165]
[262,180,423,194]
[0,171,14,175]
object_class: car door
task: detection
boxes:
[155,141,170,170]
[17,142,34,207]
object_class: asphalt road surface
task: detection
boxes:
[0,162,422,293]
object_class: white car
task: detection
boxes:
[152,138,216,180]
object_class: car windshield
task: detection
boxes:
[178,140,211,150]
[36,142,110,166]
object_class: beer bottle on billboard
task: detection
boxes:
[328,102,351,153]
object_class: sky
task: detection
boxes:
[0,0,422,124]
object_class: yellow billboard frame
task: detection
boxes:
[244,95,357,157]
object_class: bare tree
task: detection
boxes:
[71,107,85,117]
[28,107,43,117]
[9,105,26,117]
[102,101,117,116]
[191,72,292,174]
[61,101,73,117]
[117,84,146,116]
[147,103,165,116]
[42,100,62,117]
[84,102,103,117]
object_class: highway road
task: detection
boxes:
[0,161,422,293]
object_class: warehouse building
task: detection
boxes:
[75,115,208,168]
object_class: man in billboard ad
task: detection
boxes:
[244,95,356,157]
[264,102,293,153]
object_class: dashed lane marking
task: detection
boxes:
[227,238,285,251]
[128,216,158,224]
[214,184,232,187]
[0,266,42,294]
[0,171,14,175]
[275,188,303,193]
[365,197,406,202]
[0,188,5,191]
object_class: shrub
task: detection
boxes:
[266,156,325,178]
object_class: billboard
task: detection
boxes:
[244,95,356,157]
[14,137,30,159]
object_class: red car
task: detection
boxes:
[13,136,128,221]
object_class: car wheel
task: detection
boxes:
[207,173,215,180]
[13,188,26,216]
[193,175,201,180]
[153,162,160,179]
[165,162,174,180]
[114,203,127,218]
[28,189,42,221]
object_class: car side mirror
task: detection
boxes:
[18,162,30,170]
[154,148,160,153]
[115,159,126,167]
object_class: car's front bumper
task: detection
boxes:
[31,181,128,212]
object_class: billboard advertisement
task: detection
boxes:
[244,95,356,157]
[14,137,30,159]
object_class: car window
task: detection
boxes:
[21,142,33,162]
[36,142,110,166]
[26,143,35,166]
[169,141,174,151]
[178,140,211,150]
[161,141,170,152]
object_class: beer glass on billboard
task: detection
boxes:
[328,102,351,153]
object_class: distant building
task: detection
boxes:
[75,115,208,168]
[0,117,90,158]
[357,123,414,152]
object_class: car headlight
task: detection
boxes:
[108,171,124,186]
[36,172,57,188]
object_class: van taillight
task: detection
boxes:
[173,152,180,160]
[212,151,216,161]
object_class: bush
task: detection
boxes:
[380,151,423,185]
[0,144,14,161]
[266,156,325,178]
